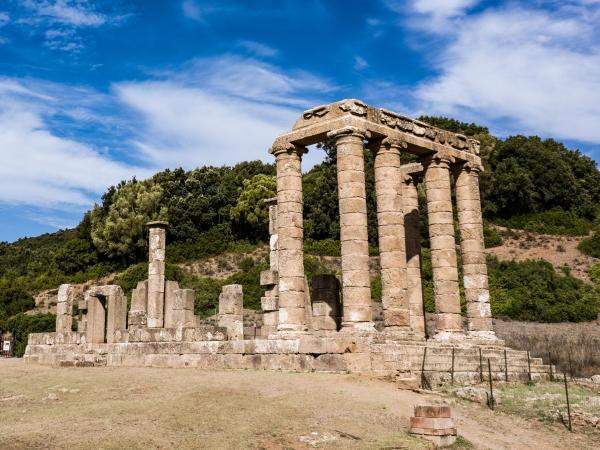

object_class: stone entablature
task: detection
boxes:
[283,99,481,165]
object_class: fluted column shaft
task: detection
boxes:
[454,164,495,335]
[328,126,374,330]
[402,174,425,335]
[422,155,463,334]
[273,144,307,332]
[374,138,409,328]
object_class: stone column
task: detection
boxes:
[454,163,495,337]
[373,138,409,329]
[327,126,374,331]
[422,155,463,336]
[272,143,307,333]
[402,173,426,336]
[147,221,168,328]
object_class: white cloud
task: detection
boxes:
[181,0,203,21]
[114,56,336,169]
[396,3,600,145]
[386,0,479,28]
[354,56,369,70]
[238,40,278,58]
[23,0,108,27]
[0,78,149,208]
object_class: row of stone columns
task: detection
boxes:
[271,128,494,338]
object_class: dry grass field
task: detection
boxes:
[1,360,599,449]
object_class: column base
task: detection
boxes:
[430,330,467,342]
[341,321,376,333]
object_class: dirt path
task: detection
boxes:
[0,359,595,449]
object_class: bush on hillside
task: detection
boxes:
[483,224,503,248]
[487,256,600,322]
[578,231,600,258]
[0,287,34,322]
[493,209,591,236]
[304,239,341,256]
[0,313,55,357]
[53,237,99,274]
[589,263,600,285]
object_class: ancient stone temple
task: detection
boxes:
[24,100,552,386]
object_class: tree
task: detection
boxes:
[230,174,276,236]
[53,238,98,274]
[90,180,167,261]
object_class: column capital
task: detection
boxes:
[453,161,484,174]
[269,142,307,157]
[381,137,407,149]
[420,151,455,169]
[327,125,369,140]
[401,172,420,186]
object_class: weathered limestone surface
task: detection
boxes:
[85,285,127,344]
[328,126,374,330]
[373,138,409,328]
[402,171,425,335]
[422,155,463,336]
[218,284,244,340]
[272,144,307,332]
[129,280,148,327]
[56,284,80,332]
[147,221,168,328]
[454,164,495,337]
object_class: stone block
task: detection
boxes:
[260,270,278,286]
[261,296,278,311]
[414,405,452,418]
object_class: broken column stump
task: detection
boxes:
[218,284,244,340]
[409,405,457,447]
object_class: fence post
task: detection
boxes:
[479,347,483,383]
[568,347,573,380]
[548,351,554,382]
[563,372,572,432]
[504,349,508,382]
[451,347,455,386]
[527,351,532,382]
[487,358,495,410]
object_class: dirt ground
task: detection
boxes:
[1,360,598,449]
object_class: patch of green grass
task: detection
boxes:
[495,381,600,423]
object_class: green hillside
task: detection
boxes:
[2,117,600,344]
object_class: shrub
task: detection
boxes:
[53,238,98,274]
[494,209,591,236]
[483,224,503,248]
[304,239,341,256]
[578,231,600,258]
[487,256,600,322]
[589,263,600,285]
[0,287,34,320]
[0,313,55,357]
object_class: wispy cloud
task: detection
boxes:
[114,55,337,169]
[181,0,204,22]
[0,77,149,208]
[383,1,600,146]
[16,1,128,52]
[237,40,278,58]
[354,56,368,70]
[22,0,109,27]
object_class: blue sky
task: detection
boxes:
[1,0,600,242]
